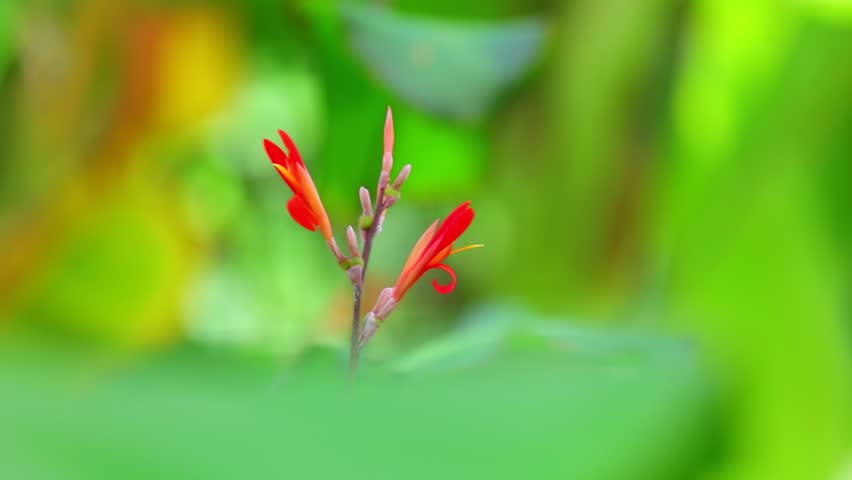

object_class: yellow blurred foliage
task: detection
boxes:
[152,9,243,133]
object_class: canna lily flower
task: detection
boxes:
[264,130,346,261]
[360,201,483,346]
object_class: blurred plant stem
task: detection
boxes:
[349,177,389,378]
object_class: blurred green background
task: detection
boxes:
[1,1,851,479]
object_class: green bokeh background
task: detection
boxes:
[1,1,850,479]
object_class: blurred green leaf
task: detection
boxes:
[390,303,697,375]
[665,3,852,479]
[0,1,14,75]
[0,328,717,480]
[344,4,545,120]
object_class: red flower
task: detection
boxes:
[394,201,482,299]
[264,130,334,241]
[360,202,482,346]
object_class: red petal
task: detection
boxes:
[429,263,457,295]
[287,196,317,231]
[279,130,304,167]
[264,138,288,168]
[431,202,474,254]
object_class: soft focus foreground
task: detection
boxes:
[1,1,851,479]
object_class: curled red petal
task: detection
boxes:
[287,196,317,231]
[429,263,457,295]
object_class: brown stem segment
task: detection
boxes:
[349,184,388,378]
[349,282,363,376]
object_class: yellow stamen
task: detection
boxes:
[450,244,484,255]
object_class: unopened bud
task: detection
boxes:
[383,106,394,156]
[346,225,360,257]
[359,187,373,216]
[374,287,394,314]
[359,312,379,347]
[375,290,398,320]
[393,164,412,189]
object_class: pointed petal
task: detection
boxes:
[429,263,457,295]
[294,164,333,240]
[287,196,317,231]
[425,202,475,263]
[440,202,475,245]
[264,138,288,168]
[394,220,440,298]
[279,130,304,167]
[402,220,439,273]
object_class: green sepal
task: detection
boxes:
[339,256,364,270]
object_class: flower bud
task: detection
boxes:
[359,312,379,347]
[383,106,394,156]
[346,225,361,257]
[359,187,373,216]
[393,164,412,190]
[374,287,398,319]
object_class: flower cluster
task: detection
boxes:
[360,202,482,346]
[263,107,481,353]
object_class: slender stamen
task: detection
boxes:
[450,244,485,255]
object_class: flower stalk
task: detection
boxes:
[263,105,478,379]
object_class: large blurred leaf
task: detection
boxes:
[0,327,717,480]
[502,0,678,310]
[0,1,14,75]
[665,2,852,479]
[389,303,697,375]
[344,4,545,120]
